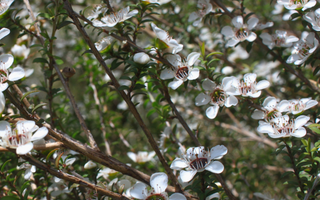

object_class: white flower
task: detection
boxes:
[188,0,212,26]
[84,161,97,169]
[0,27,10,40]
[0,0,14,16]
[257,115,310,138]
[170,146,227,183]
[127,151,156,163]
[0,120,48,155]
[0,92,5,114]
[97,167,118,179]
[228,73,270,98]
[260,30,299,49]
[133,52,150,64]
[17,163,36,180]
[0,54,25,91]
[160,52,200,90]
[129,172,187,200]
[221,16,259,47]
[277,0,316,11]
[94,36,114,52]
[287,32,318,65]
[251,97,289,121]
[92,6,138,27]
[195,78,238,119]
[11,44,30,59]
[151,23,183,54]
[287,98,318,114]
[304,8,320,31]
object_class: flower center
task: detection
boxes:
[8,132,28,148]
[190,157,208,170]
[210,88,226,106]
[235,28,250,41]
[297,42,313,59]
[289,101,305,112]
[146,194,166,200]
[273,35,286,46]
[265,109,280,121]
[175,66,189,80]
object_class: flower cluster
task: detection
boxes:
[254,97,316,138]
[196,73,270,119]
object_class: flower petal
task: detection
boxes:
[210,145,228,160]
[30,127,48,141]
[150,172,168,193]
[291,127,306,137]
[187,52,200,66]
[169,193,187,200]
[226,39,240,47]
[202,79,216,91]
[232,16,243,29]
[0,28,10,40]
[221,26,234,38]
[0,54,14,69]
[256,80,270,90]
[129,182,148,199]
[160,69,175,80]
[8,66,25,81]
[168,79,183,90]
[0,83,8,92]
[294,115,309,129]
[180,170,197,183]
[170,158,189,170]
[127,152,137,162]
[247,17,259,30]
[187,68,199,80]
[205,161,224,174]
[225,95,238,107]
[16,142,33,155]
[195,93,211,106]
[206,105,219,119]
[251,110,264,119]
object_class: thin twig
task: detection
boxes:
[62,0,183,193]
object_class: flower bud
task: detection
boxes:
[133,52,150,65]
[84,160,97,169]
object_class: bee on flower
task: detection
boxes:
[160,53,200,90]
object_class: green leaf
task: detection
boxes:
[118,85,129,91]
[20,181,30,194]
[57,21,73,29]
[1,196,20,200]
[280,171,294,178]
[33,58,48,64]
[1,159,11,171]
[206,51,223,59]
[20,90,40,102]
[200,42,205,58]
[32,103,47,113]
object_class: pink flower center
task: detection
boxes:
[146,194,166,200]
[190,156,208,170]
[175,66,189,80]
[210,88,226,106]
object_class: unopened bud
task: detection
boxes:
[84,160,97,169]
[133,52,150,65]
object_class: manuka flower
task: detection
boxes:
[251,97,289,121]
[0,0,14,16]
[160,53,200,90]
[257,115,310,138]
[0,120,48,155]
[0,27,10,40]
[228,73,270,98]
[170,146,227,183]
[127,151,156,163]
[129,172,187,200]
[287,32,318,65]
[287,98,318,114]
[133,52,150,65]
[304,8,320,31]
[151,23,183,54]
[195,77,238,119]
[260,30,299,49]
[188,0,212,26]
[0,54,25,91]
[277,0,316,11]
[91,6,138,27]
[221,15,259,47]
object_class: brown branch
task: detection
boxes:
[22,154,129,199]
[62,0,183,193]
[0,142,64,152]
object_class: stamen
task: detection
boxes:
[175,66,189,80]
